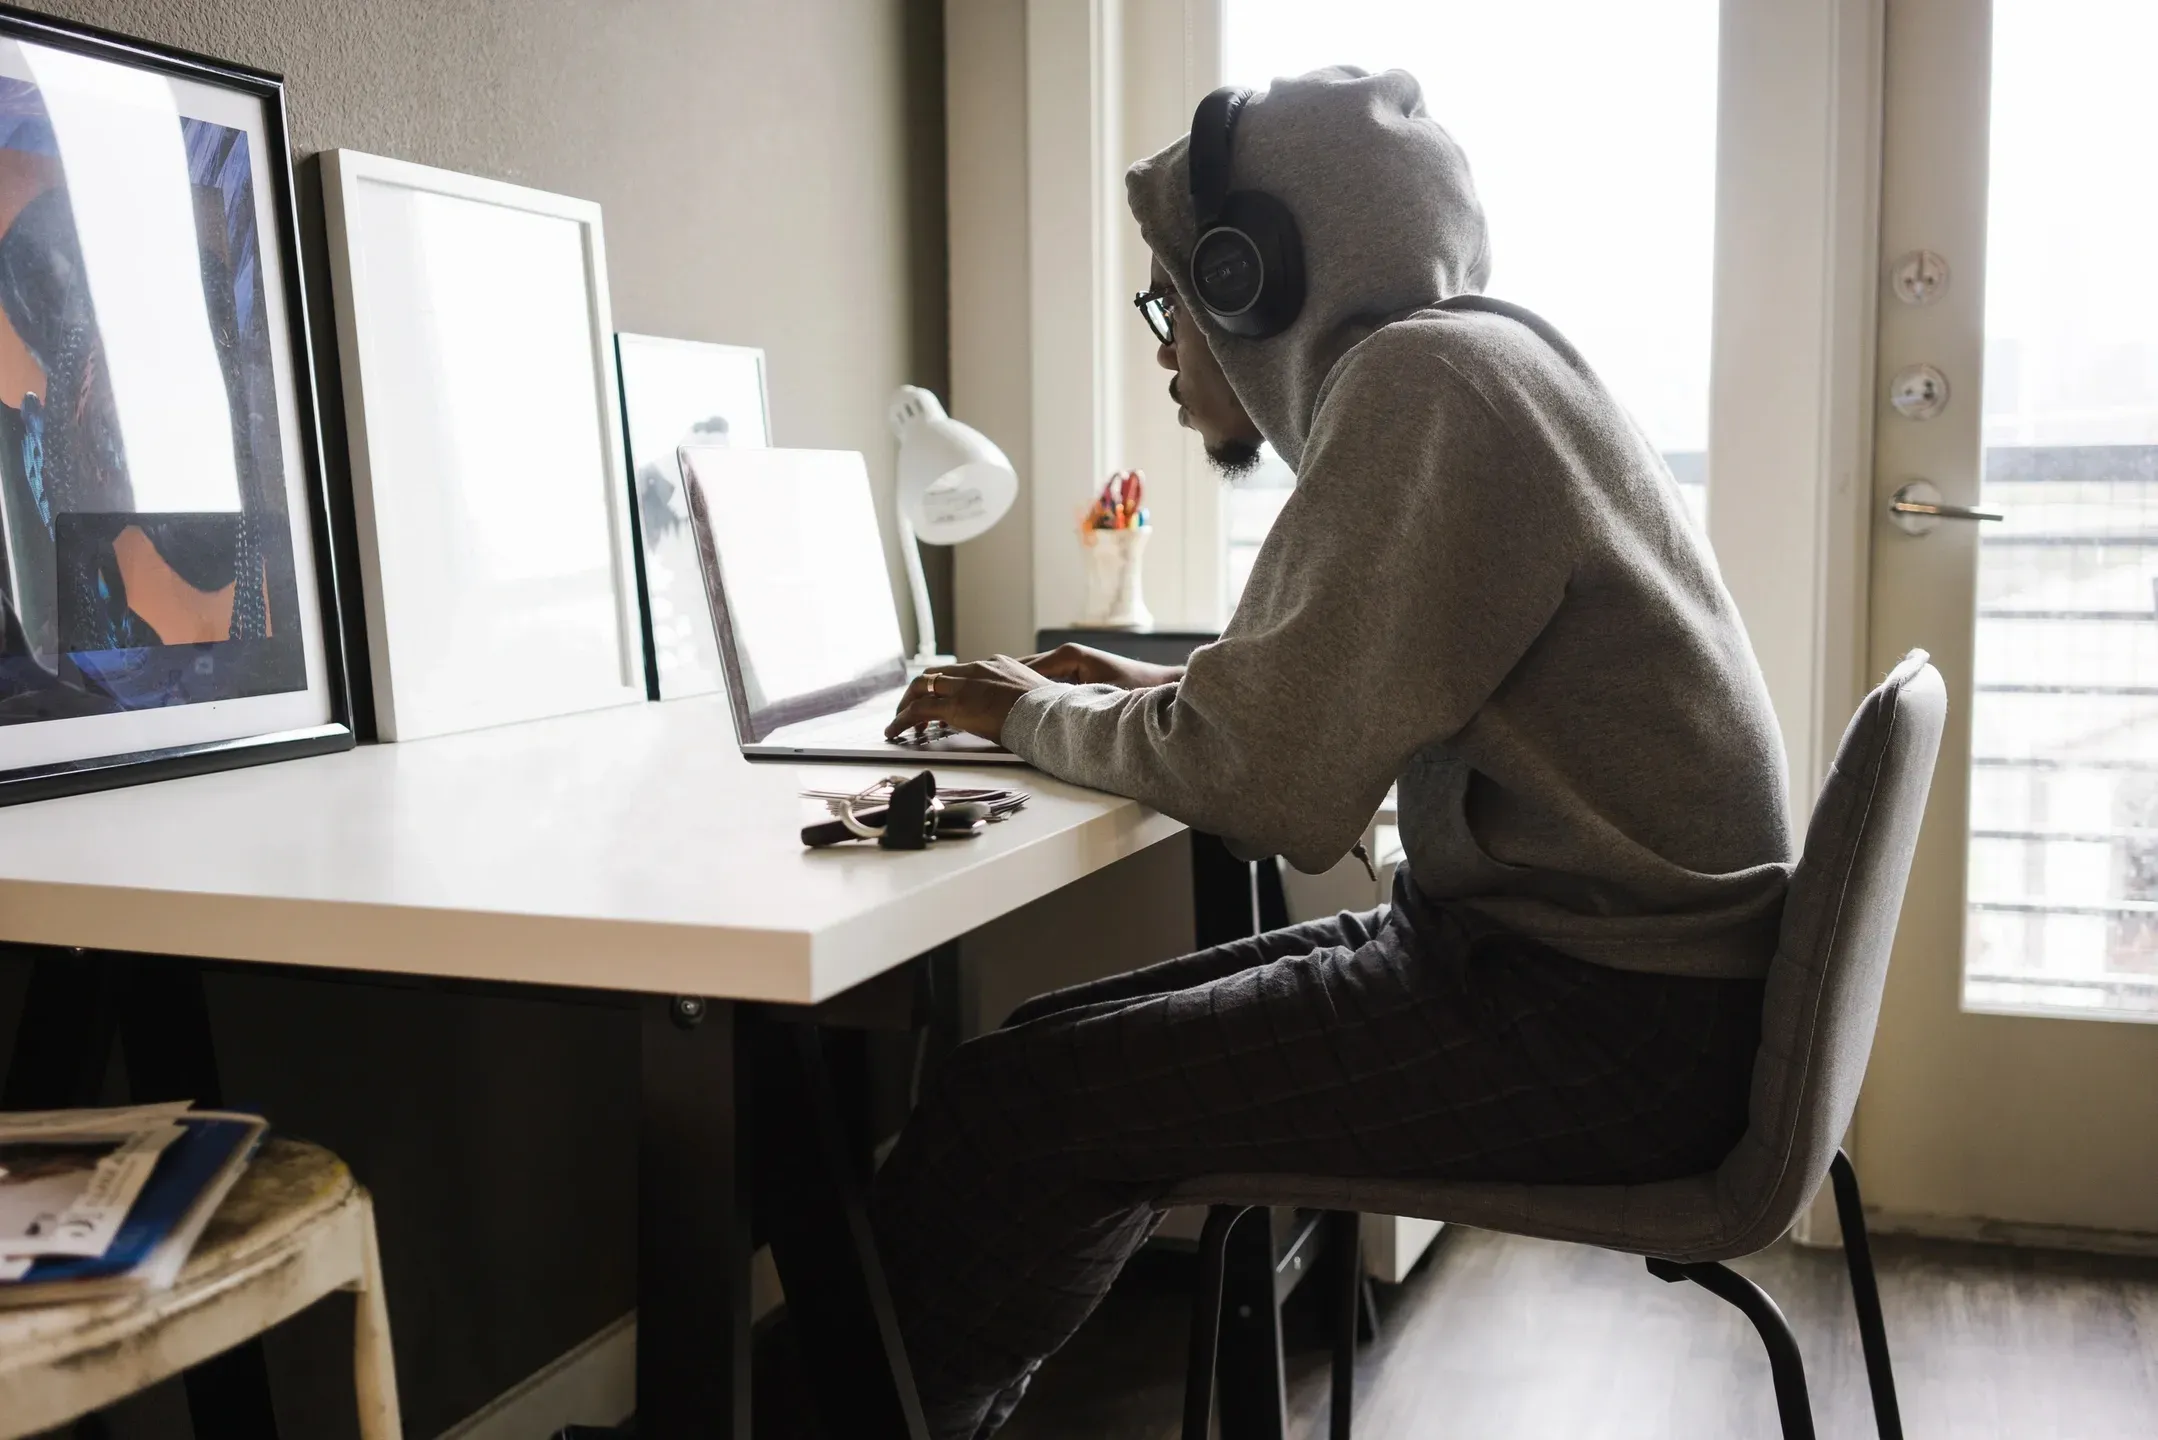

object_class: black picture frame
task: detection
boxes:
[0,3,354,807]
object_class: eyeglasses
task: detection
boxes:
[1133,284,1176,345]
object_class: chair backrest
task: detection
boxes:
[1716,650,1946,1246]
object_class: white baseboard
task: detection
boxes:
[438,1311,636,1440]
[1361,1213,1443,1283]
[1788,1179,1842,1249]
[438,1247,784,1440]
[1865,1208,2158,1259]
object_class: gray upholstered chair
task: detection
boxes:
[1172,651,1946,1440]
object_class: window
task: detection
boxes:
[1963,0,2158,1019]
[1219,0,1719,610]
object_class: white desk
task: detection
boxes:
[0,694,1184,1004]
[0,694,1189,1440]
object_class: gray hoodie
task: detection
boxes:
[1003,68,1793,979]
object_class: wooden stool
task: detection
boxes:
[0,1137,401,1439]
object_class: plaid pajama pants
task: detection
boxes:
[867,873,1766,1440]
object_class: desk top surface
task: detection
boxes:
[0,697,1183,1003]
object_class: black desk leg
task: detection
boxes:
[913,940,963,1105]
[3,948,283,1439]
[119,956,283,1440]
[1186,840,1292,1440]
[752,1017,930,1440]
[1215,1207,1290,1440]
[2,945,121,1108]
[4,947,244,1115]
[639,995,753,1439]
[1190,833,1260,948]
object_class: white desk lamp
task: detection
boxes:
[889,385,1018,670]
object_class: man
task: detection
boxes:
[874,67,1791,1440]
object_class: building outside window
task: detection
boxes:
[1962,0,2158,1018]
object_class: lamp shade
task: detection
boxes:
[888,385,1017,545]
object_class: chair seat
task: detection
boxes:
[1162,1170,1746,1264]
[0,1138,375,1439]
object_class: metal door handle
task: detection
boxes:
[1888,480,2002,535]
[1891,495,2002,522]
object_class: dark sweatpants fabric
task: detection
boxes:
[868,877,1766,1440]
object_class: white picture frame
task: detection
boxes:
[321,150,646,740]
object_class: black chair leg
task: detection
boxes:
[1185,1205,1251,1440]
[1648,1257,1816,1440]
[1325,1210,1360,1440]
[1829,1150,1905,1440]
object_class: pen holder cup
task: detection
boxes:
[1082,525,1153,629]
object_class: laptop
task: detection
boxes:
[680,444,1025,764]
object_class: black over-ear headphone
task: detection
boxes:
[1186,86,1305,339]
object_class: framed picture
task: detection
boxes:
[614,333,770,700]
[322,150,647,740]
[0,7,354,804]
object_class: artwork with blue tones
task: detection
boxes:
[0,73,300,718]
[0,13,351,805]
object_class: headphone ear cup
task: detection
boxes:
[1191,190,1305,340]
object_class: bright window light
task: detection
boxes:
[1223,0,1718,461]
[1218,1,1718,610]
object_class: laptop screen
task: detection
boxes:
[679,446,909,742]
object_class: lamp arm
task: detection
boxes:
[897,511,943,668]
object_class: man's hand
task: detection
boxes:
[885,655,1060,746]
[1018,642,1184,691]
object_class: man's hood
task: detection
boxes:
[1126,67,1491,469]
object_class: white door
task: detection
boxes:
[1860,0,2158,1240]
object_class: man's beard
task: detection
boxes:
[1205,435,1264,477]
[1169,376,1264,476]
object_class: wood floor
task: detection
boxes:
[1000,1227,2158,1439]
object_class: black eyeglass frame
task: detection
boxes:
[1133,284,1177,345]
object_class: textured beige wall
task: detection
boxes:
[24,0,945,656]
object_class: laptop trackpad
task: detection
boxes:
[765,703,1012,757]
[891,728,1008,756]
